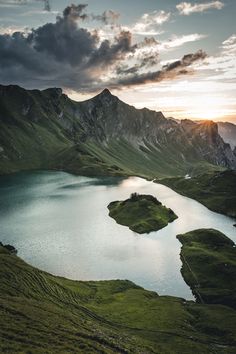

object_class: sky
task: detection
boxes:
[0,0,235,122]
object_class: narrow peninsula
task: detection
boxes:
[158,170,236,218]
[108,193,178,234]
[177,229,236,308]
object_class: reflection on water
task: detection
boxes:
[0,171,235,300]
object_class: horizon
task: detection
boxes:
[0,0,235,123]
[2,82,235,124]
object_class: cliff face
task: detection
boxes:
[0,84,235,176]
[218,121,236,149]
[179,119,236,169]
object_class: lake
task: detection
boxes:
[0,171,235,299]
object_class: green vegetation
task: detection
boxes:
[1,85,234,181]
[1,86,236,352]
[177,229,236,308]
[108,193,178,234]
[158,170,236,217]
[51,144,125,177]
[1,85,235,219]
[81,139,225,180]
[0,86,73,174]
[1,242,236,353]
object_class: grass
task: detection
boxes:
[0,85,227,180]
[1,242,236,353]
[108,194,178,233]
[177,229,236,308]
[158,170,236,217]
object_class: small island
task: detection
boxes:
[108,193,178,234]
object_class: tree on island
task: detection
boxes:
[130,192,139,201]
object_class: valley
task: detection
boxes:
[1,84,236,218]
[0,85,236,353]
[1,1,236,352]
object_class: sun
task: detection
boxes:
[183,95,231,121]
[190,108,225,120]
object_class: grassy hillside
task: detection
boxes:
[1,240,236,353]
[1,84,235,179]
[158,170,236,217]
[108,194,177,233]
[0,86,74,174]
[177,229,236,308]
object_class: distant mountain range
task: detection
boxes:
[0,84,235,178]
[217,121,236,149]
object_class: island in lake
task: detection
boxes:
[108,193,178,234]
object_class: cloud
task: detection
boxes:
[40,0,50,12]
[192,35,236,84]
[176,1,224,15]
[92,10,120,25]
[0,4,138,90]
[221,34,236,55]
[0,4,207,92]
[0,0,51,11]
[111,50,207,88]
[0,0,26,6]
[0,25,28,34]
[122,32,206,75]
[156,33,207,51]
[131,10,171,35]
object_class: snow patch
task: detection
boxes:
[185,174,191,180]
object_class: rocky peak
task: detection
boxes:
[43,87,63,98]
[95,88,118,102]
[100,88,112,96]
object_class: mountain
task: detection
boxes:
[0,84,236,178]
[217,121,236,149]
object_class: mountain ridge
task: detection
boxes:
[0,83,235,178]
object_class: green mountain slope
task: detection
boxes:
[1,241,236,353]
[1,84,236,178]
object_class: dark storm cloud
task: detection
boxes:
[62,3,88,21]
[116,53,158,76]
[88,31,136,67]
[0,4,138,90]
[111,50,207,88]
[27,4,96,66]
[0,3,207,92]
[116,37,159,75]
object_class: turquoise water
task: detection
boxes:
[0,171,235,299]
